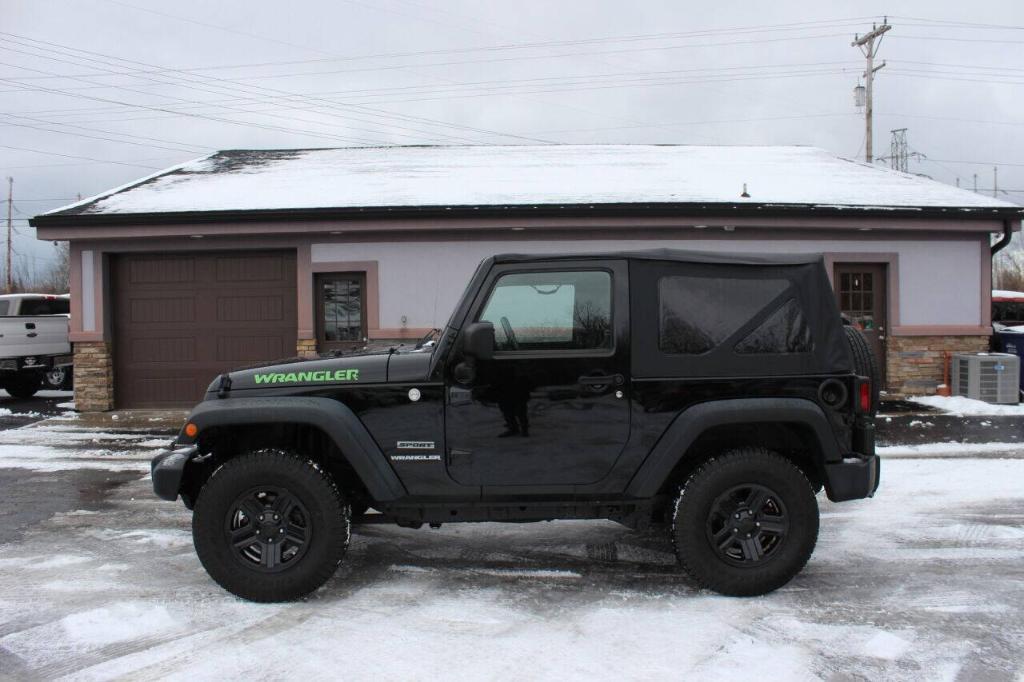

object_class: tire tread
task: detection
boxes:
[672,447,818,596]
[193,448,350,602]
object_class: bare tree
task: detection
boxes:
[37,242,70,293]
[4,243,70,294]
[995,248,1024,293]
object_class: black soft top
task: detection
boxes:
[493,249,824,267]
[461,249,852,378]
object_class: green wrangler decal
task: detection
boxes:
[253,369,360,384]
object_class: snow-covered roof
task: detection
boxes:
[993,289,1024,301]
[40,145,1021,220]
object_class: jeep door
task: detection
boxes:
[445,260,630,488]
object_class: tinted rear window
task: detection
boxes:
[658,276,788,354]
[19,298,70,315]
[734,299,813,354]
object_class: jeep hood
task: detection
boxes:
[215,349,432,394]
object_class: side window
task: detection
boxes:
[658,276,788,354]
[734,299,813,354]
[0,301,8,316]
[479,270,612,352]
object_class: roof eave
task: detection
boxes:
[30,201,1024,229]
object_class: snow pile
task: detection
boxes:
[878,442,1024,458]
[907,395,1024,416]
[0,423,163,471]
[47,145,1018,218]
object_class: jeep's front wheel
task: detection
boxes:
[192,449,350,602]
[671,448,819,596]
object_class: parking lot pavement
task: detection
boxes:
[0,422,1022,680]
[0,390,74,430]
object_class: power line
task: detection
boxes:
[890,16,1024,30]
[0,114,206,154]
[0,154,185,170]
[0,144,164,169]
[0,33,536,144]
[928,158,1024,168]
[4,62,859,128]
[69,9,874,74]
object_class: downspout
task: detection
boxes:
[991,218,1014,256]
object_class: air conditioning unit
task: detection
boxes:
[951,353,1020,404]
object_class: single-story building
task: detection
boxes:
[31,145,1023,410]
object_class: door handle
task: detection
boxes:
[25,322,36,330]
[578,373,624,386]
[27,332,38,338]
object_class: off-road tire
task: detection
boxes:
[193,449,350,602]
[843,325,880,415]
[672,448,819,597]
[3,373,41,399]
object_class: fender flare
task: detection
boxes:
[177,397,407,502]
[625,397,842,498]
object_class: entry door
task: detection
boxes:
[316,273,367,352]
[834,263,887,386]
[445,262,631,488]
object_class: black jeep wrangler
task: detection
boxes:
[152,250,879,602]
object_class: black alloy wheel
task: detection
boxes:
[226,487,312,572]
[193,449,350,602]
[705,484,789,566]
[672,447,819,597]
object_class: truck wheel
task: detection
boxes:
[192,449,350,602]
[4,373,41,399]
[44,366,72,391]
[671,448,819,597]
[843,326,880,415]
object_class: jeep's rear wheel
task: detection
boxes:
[193,449,350,602]
[672,448,819,596]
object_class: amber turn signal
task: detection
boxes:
[184,423,199,438]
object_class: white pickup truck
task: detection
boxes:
[0,293,72,398]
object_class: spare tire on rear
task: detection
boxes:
[843,325,880,415]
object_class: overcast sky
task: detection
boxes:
[3,0,1023,279]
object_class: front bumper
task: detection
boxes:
[151,445,198,501]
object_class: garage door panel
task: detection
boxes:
[217,295,285,322]
[131,375,205,408]
[128,256,196,284]
[216,254,286,282]
[129,297,196,323]
[114,251,296,408]
[130,337,196,363]
[217,335,285,362]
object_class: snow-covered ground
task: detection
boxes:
[907,394,1024,416]
[0,420,1022,680]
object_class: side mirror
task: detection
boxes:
[462,321,495,361]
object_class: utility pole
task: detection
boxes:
[5,177,11,294]
[852,19,891,164]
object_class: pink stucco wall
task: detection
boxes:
[59,216,1006,344]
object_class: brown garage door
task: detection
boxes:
[112,251,297,408]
